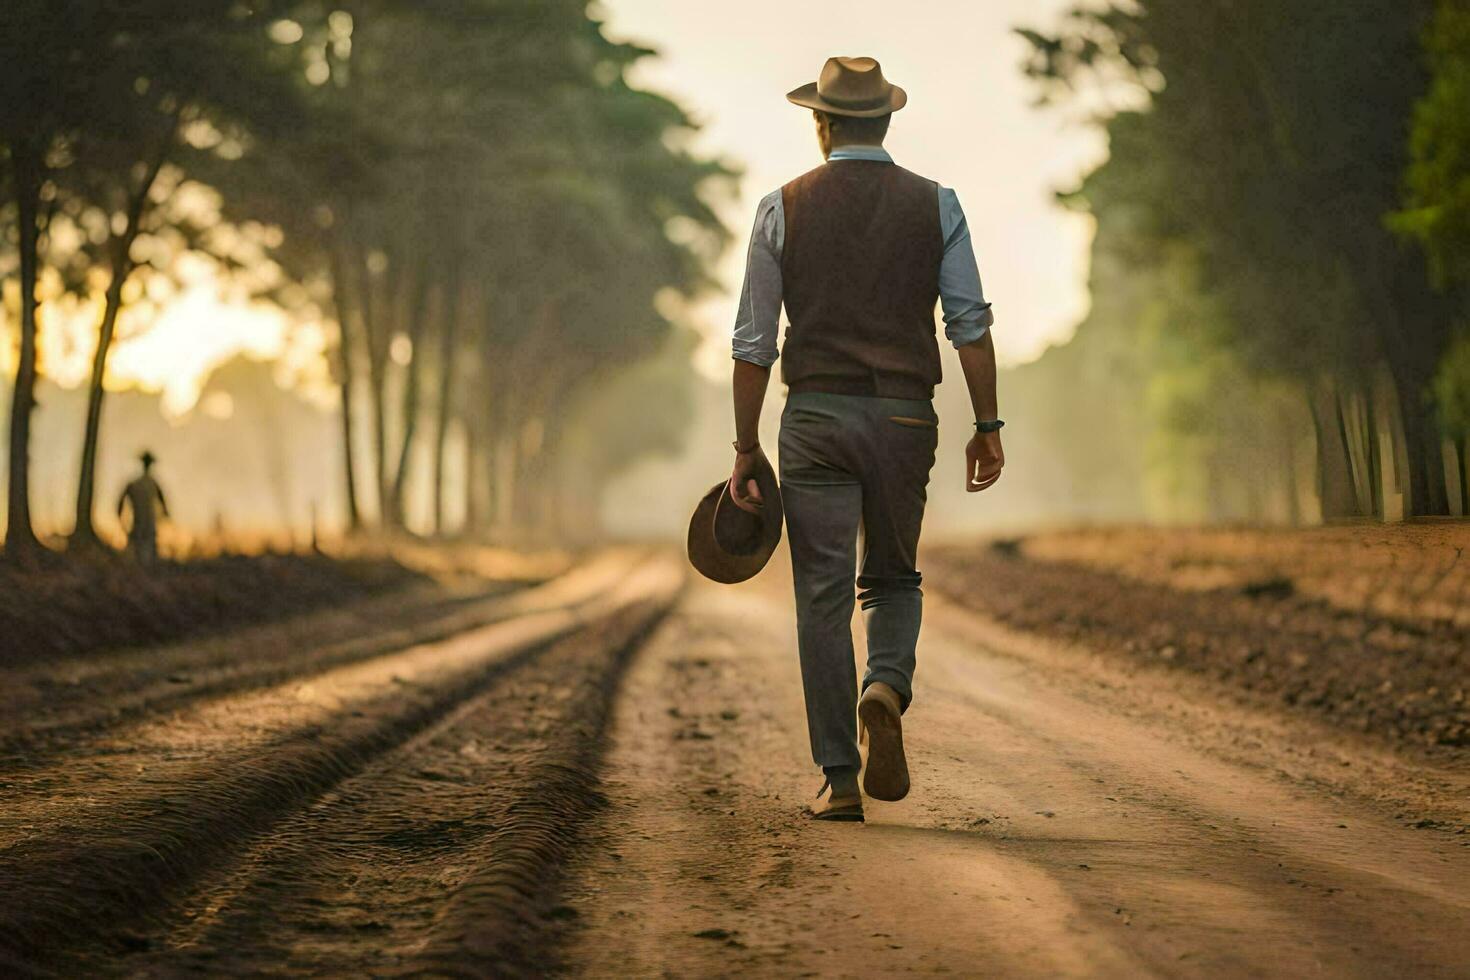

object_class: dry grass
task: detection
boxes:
[1015,522,1470,629]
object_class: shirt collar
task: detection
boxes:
[827,145,893,164]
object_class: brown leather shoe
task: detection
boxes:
[859,682,909,801]
[809,777,864,822]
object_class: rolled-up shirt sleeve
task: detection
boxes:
[732,189,784,367]
[937,186,994,348]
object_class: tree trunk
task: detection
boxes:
[473,350,507,536]
[462,435,485,534]
[354,247,391,527]
[1462,437,1470,518]
[73,137,171,548]
[1377,285,1453,517]
[328,245,363,532]
[511,423,535,541]
[1309,381,1363,521]
[1396,383,1451,517]
[72,270,128,548]
[1280,413,1302,527]
[1364,388,1382,519]
[1203,447,1228,523]
[1243,446,1264,524]
[542,406,568,541]
[479,375,510,538]
[491,424,513,536]
[5,145,43,557]
[432,259,463,536]
[1334,386,1376,518]
[388,262,434,528]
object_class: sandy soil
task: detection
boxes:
[0,553,680,975]
[4,542,1466,977]
[557,568,1470,978]
[0,549,640,754]
[925,532,1470,750]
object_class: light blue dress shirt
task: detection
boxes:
[732,145,993,368]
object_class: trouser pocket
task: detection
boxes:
[888,416,938,429]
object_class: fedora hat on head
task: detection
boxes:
[687,457,784,585]
[787,56,907,118]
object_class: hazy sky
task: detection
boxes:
[599,0,1106,372]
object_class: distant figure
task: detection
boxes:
[117,451,170,562]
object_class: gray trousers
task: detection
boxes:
[778,391,938,770]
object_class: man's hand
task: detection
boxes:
[966,430,1004,492]
[729,448,768,514]
[730,359,772,514]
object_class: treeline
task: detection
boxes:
[1,0,732,556]
[1017,0,1469,522]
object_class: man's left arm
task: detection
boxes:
[957,333,1004,492]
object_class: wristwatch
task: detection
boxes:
[974,419,1005,434]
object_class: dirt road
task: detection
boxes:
[3,550,1467,977]
[558,571,1470,978]
[0,551,681,975]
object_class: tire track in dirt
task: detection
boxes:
[118,596,672,978]
[0,585,492,752]
[0,555,682,974]
[0,550,640,759]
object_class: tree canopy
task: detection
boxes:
[1018,0,1465,521]
[2,0,734,550]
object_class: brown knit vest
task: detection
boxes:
[780,159,943,400]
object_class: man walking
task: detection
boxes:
[728,57,1005,821]
[117,450,170,563]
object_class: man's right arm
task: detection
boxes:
[729,190,784,513]
[731,189,784,370]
